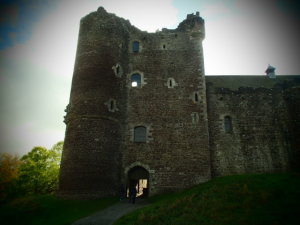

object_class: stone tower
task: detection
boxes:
[58,7,211,198]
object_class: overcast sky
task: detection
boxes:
[0,0,300,155]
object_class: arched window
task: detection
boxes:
[133,41,140,52]
[134,126,147,142]
[224,116,233,133]
[131,74,141,87]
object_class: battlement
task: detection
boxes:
[177,12,205,37]
[187,11,201,19]
[59,7,298,200]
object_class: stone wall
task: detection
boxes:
[122,13,210,195]
[283,85,300,171]
[206,76,300,176]
[59,8,133,198]
[59,6,300,199]
[59,8,211,198]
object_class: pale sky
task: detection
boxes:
[0,0,299,155]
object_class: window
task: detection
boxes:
[109,100,115,111]
[116,65,120,74]
[224,116,232,133]
[133,41,140,52]
[134,126,147,142]
[192,92,200,103]
[191,112,199,124]
[195,93,199,102]
[131,74,141,87]
[112,63,123,77]
[167,78,176,88]
[106,99,117,112]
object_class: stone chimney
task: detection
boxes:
[265,64,276,78]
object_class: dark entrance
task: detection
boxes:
[127,166,149,198]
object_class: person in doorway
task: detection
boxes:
[129,185,137,204]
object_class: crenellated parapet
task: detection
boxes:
[58,6,210,199]
[177,12,205,39]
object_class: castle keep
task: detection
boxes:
[58,7,300,199]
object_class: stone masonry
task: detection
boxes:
[58,7,300,199]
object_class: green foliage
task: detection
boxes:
[0,153,21,200]
[115,173,300,225]
[0,194,118,225]
[0,141,63,201]
[18,142,63,195]
[0,141,117,225]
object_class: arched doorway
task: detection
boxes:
[127,166,149,198]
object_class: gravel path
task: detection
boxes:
[72,199,150,225]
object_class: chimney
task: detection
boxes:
[265,64,276,78]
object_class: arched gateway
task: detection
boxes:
[127,166,149,198]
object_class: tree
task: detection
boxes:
[18,142,63,194]
[0,153,21,200]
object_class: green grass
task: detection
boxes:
[0,194,118,225]
[115,173,300,225]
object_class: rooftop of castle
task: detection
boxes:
[82,6,204,34]
[206,75,300,90]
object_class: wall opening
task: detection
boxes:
[112,63,123,77]
[134,126,147,142]
[110,100,114,111]
[131,74,142,87]
[133,41,140,52]
[191,112,199,124]
[195,93,199,102]
[224,116,233,133]
[193,91,200,103]
[127,166,149,198]
[167,78,176,88]
[105,98,118,112]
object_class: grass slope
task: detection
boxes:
[0,195,117,225]
[115,173,300,225]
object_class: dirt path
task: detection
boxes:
[72,199,150,225]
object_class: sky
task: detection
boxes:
[0,0,300,156]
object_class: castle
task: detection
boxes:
[58,7,300,199]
